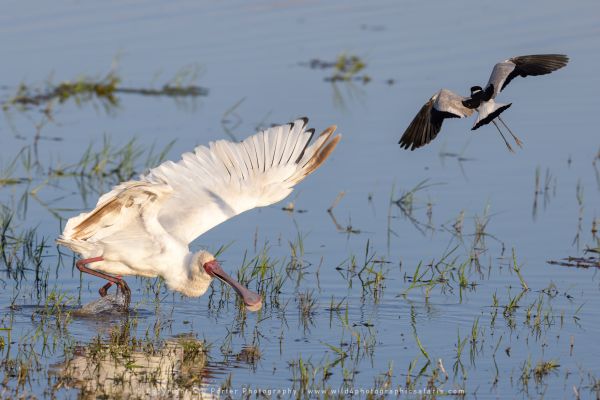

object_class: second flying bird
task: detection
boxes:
[399,54,569,152]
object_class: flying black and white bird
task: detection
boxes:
[399,54,569,151]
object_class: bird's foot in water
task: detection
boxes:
[97,276,129,311]
[94,281,129,312]
[99,281,112,297]
[115,281,131,311]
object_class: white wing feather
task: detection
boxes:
[141,118,339,244]
[59,118,340,255]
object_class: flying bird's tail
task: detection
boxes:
[472,102,512,130]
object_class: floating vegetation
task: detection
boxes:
[281,201,307,214]
[2,68,208,113]
[301,53,371,83]
[548,215,600,268]
[532,359,560,383]
[5,73,121,110]
[302,53,371,83]
[300,53,375,109]
[547,254,600,268]
[326,54,369,83]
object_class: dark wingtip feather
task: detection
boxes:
[399,98,453,151]
[294,128,316,163]
[501,54,569,91]
[399,101,431,150]
[292,127,341,183]
[297,117,309,128]
[512,54,570,76]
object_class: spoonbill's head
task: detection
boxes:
[195,251,263,311]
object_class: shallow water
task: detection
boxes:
[1,0,599,398]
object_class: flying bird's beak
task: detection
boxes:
[203,260,262,311]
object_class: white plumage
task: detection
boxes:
[58,118,341,311]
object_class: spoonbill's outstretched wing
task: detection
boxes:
[485,54,569,99]
[57,182,175,264]
[144,118,340,244]
[399,89,474,151]
[59,118,340,254]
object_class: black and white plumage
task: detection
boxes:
[399,89,474,150]
[400,54,569,151]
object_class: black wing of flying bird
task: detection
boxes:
[485,54,569,99]
[400,89,474,151]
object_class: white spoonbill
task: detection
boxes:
[399,54,569,151]
[57,118,341,311]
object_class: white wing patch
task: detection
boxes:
[435,89,474,118]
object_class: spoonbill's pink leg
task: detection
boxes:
[99,281,113,297]
[98,275,122,297]
[76,257,131,308]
